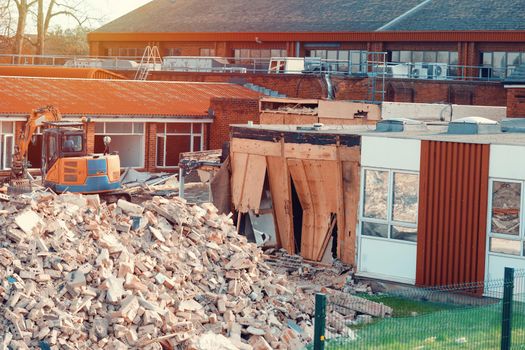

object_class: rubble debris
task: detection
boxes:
[0,193,323,349]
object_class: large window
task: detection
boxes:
[94,122,145,168]
[390,50,459,65]
[0,121,14,170]
[308,50,368,73]
[200,48,216,56]
[481,52,525,79]
[488,180,524,256]
[361,169,419,242]
[156,123,205,168]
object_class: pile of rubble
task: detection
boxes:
[0,193,314,349]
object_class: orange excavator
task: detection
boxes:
[10,105,130,201]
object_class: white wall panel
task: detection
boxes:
[490,145,525,180]
[362,136,420,171]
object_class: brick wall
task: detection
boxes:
[209,98,260,150]
[85,122,95,154]
[118,70,507,106]
[506,88,525,118]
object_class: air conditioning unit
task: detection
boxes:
[410,62,428,79]
[428,63,448,80]
[410,62,448,80]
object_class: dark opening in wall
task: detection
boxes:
[290,176,303,254]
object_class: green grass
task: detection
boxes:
[318,298,525,350]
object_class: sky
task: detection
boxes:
[49,0,152,31]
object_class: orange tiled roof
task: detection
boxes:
[0,66,125,80]
[0,76,260,117]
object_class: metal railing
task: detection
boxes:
[0,53,514,82]
[311,267,525,350]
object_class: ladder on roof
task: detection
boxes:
[366,52,387,104]
[134,45,163,80]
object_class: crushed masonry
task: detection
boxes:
[0,193,390,349]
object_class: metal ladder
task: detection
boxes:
[134,45,162,80]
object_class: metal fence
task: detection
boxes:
[311,267,525,350]
[0,53,515,82]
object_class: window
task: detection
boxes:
[165,48,182,57]
[156,123,205,167]
[488,180,523,256]
[361,168,419,242]
[0,121,15,170]
[481,51,525,79]
[390,50,458,65]
[94,122,145,168]
[199,48,216,56]
[308,50,368,73]
[62,135,83,153]
[117,48,145,58]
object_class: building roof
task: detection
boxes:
[0,66,125,80]
[0,76,259,118]
[95,0,525,33]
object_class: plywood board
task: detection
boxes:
[231,152,248,210]
[231,138,281,157]
[342,161,360,265]
[267,156,294,253]
[238,154,267,213]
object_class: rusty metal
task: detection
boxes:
[416,141,490,287]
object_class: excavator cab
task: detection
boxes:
[41,122,87,175]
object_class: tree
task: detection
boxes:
[45,25,89,55]
[13,0,36,56]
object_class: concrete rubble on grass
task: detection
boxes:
[0,193,317,349]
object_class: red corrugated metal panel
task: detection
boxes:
[416,141,489,287]
[0,66,125,80]
[88,31,525,43]
[0,76,259,117]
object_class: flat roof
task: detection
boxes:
[231,123,525,147]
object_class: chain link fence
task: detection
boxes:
[311,268,525,350]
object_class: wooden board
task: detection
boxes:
[239,154,267,213]
[342,161,360,265]
[231,138,281,157]
[231,152,248,210]
[267,156,294,253]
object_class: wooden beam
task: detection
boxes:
[238,154,267,213]
[342,160,360,265]
[231,152,248,209]
[231,138,281,157]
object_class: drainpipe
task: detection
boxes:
[295,42,301,58]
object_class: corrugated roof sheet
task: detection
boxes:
[95,0,423,33]
[95,0,525,33]
[0,66,125,80]
[0,76,260,117]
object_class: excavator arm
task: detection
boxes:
[11,105,62,179]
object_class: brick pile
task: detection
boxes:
[0,193,314,350]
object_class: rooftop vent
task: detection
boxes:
[501,118,525,133]
[375,118,425,132]
[447,117,499,135]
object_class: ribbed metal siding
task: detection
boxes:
[416,141,490,287]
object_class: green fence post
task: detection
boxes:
[501,267,515,350]
[314,293,327,350]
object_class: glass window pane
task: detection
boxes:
[482,52,492,65]
[363,169,389,220]
[449,52,459,65]
[156,136,164,167]
[391,51,400,62]
[133,123,144,134]
[192,123,202,133]
[412,51,423,62]
[350,52,361,73]
[399,51,411,62]
[362,222,388,238]
[493,52,505,68]
[193,136,202,151]
[165,135,191,166]
[105,122,132,134]
[338,50,349,61]
[423,51,436,62]
[2,122,13,134]
[491,181,521,235]
[391,225,417,242]
[271,49,283,58]
[4,135,12,169]
[437,51,449,64]
[392,173,419,223]
[95,123,104,134]
[508,52,520,67]
[490,238,520,256]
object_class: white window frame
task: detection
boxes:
[359,167,419,244]
[94,122,145,168]
[487,178,525,257]
[0,121,15,170]
[155,123,205,168]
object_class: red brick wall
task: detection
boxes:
[506,88,525,118]
[118,70,506,106]
[209,97,260,149]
